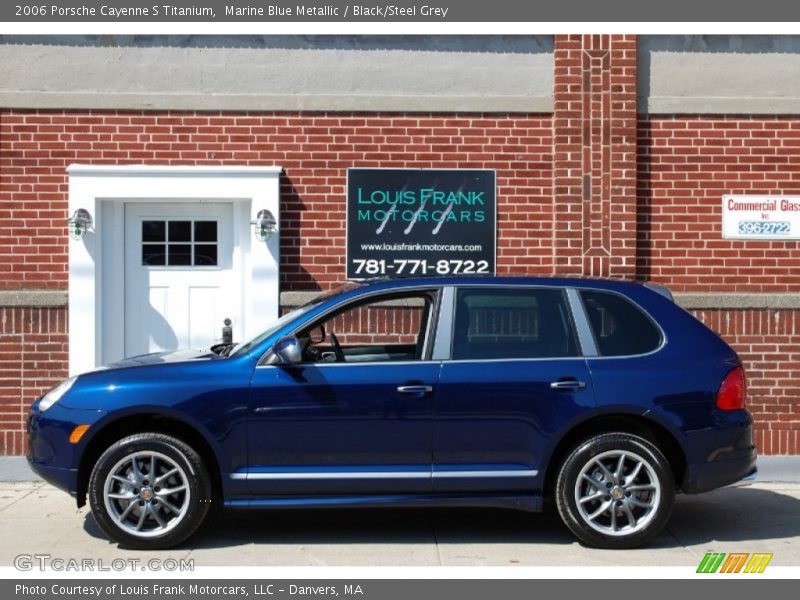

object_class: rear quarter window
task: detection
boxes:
[580,290,662,356]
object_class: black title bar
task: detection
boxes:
[3,0,800,22]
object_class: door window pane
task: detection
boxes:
[141,219,219,267]
[142,244,166,266]
[580,290,662,356]
[168,221,191,242]
[167,244,192,266]
[142,221,165,242]
[194,244,218,266]
[194,221,217,242]
[453,288,579,360]
[299,293,434,363]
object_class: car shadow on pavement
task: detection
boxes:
[665,485,800,545]
[81,486,800,550]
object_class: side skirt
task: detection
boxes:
[223,493,542,512]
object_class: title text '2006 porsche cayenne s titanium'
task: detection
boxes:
[28,277,756,549]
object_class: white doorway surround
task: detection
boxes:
[67,165,282,376]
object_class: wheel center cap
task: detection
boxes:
[610,486,624,500]
[140,487,154,501]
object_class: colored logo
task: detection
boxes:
[696,552,773,573]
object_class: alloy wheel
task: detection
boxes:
[573,449,661,537]
[103,450,191,538]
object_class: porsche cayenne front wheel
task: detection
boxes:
[88,433,212,549]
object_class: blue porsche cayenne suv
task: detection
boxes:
[28,277,756,549]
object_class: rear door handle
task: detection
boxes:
[396,385,433,394]
[550,379,587,390]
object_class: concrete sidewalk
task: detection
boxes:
[1,456,799,567]
[0,480,798,566]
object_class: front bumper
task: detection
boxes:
[27,402,105,498]
[27,459,79,496]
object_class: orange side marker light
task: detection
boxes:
[68,424,91,444]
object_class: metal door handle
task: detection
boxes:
[550,379,587,390]
[396,385,433,394]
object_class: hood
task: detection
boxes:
[103,348,221,369]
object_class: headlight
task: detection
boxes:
[38,376,77,411]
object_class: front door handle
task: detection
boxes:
[396,385,433,395]
[550,379,587,391]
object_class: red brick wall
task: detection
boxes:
[1,35,799,456]
[0,109,554,455]
[553,34,638,278]
[693,309,800,455]
[325,303,424,347]
[0,307,67,454]
[637,116,800,292]
[639,115,800,453]
[0,111,555,291]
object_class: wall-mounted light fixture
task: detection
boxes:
[67,208,93,240]
[251,209,277,242]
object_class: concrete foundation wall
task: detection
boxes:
[9,34,800,115]
[0,35,554,113]
[640,35,800,113]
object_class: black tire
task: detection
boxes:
[88,433,213,549]
[555,432,674,549]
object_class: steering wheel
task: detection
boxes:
[329,332,346,363]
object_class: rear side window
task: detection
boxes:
[452,288,580,360]
[580,290,662,356]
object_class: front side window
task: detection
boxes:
[233,283,365,358]
[452,288,579,360]
[297,292,435,363]
[580,290,662,356]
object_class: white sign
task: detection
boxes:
[722,195,800,240]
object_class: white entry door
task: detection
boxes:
[124,202,239,357]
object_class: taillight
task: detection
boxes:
[716,366,747,410]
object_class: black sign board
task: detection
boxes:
[346,169,496,279]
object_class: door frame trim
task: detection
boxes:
[67,164,282,375]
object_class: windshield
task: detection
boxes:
[229,282,363,357]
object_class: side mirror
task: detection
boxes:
[269,336,302,365]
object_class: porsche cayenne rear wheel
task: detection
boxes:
[555,432,675,549]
